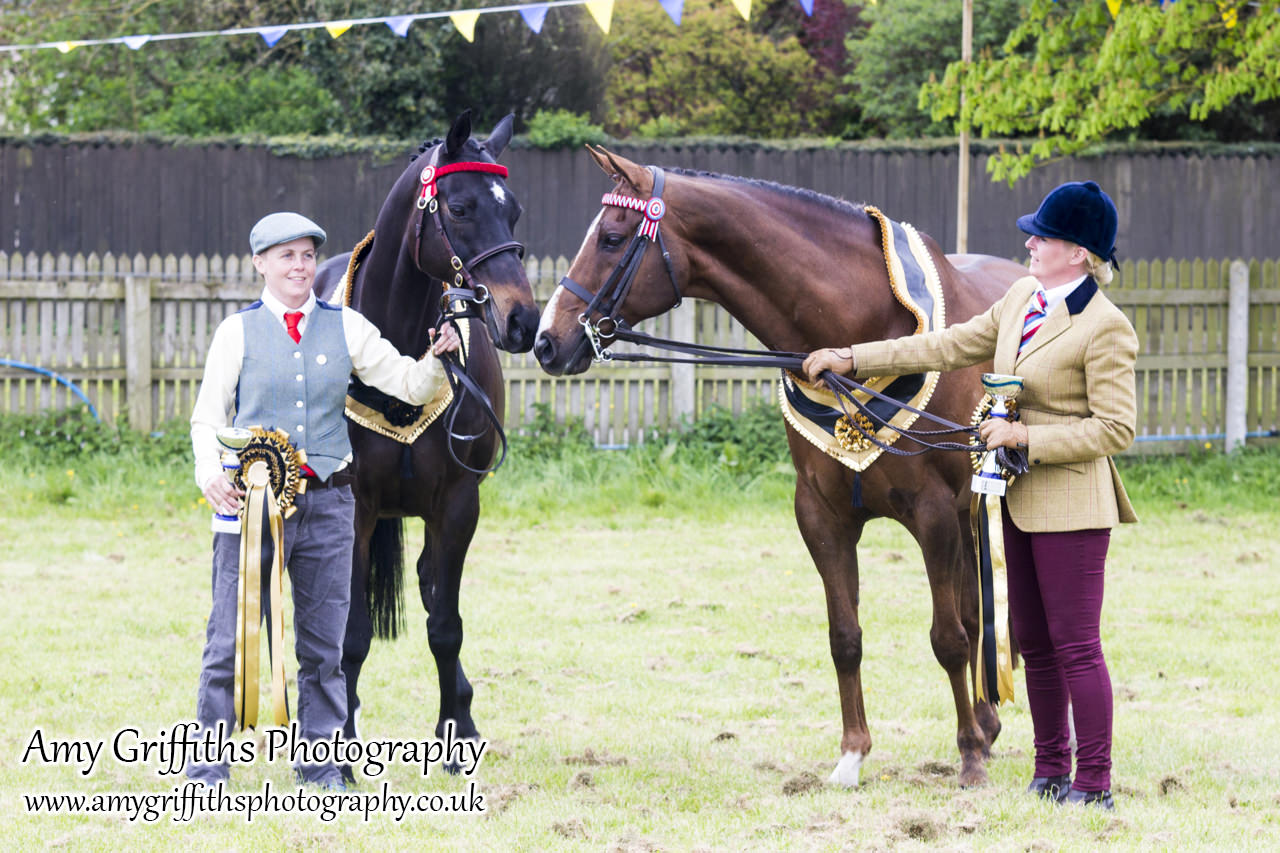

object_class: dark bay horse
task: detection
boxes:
[533,147,1027,787]
[313,112,538,761]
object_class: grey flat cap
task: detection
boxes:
[249,212,327,255]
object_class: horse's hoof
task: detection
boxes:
[958,765,989,788]
[828,751,863,788]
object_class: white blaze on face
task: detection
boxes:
[488,179,507,207]
[537,209,605,339]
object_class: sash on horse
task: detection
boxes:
[336,231,472,445]
[779,207,946,472]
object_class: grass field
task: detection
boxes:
[1,424,1277,851]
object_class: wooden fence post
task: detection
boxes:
[1225,259,1249,452]
[125,275,153,431]
[670,299,697,427]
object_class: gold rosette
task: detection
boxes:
[232,427,302,730]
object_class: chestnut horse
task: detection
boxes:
[533,147,1027,787]
[313,112,538,767]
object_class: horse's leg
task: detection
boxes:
[793,476,872,787]
[907,481,993,787]
[414,526,478,741]
[418,483,481,746]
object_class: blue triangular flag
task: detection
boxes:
[386,15,413,37]
[519,5,549,33]
[258,26,289,47]
[659,0,683,25]
[798,0,814,14]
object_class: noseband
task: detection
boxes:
[557,166,683,361]
[409,146,525,320]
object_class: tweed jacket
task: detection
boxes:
[850,275,1139,532]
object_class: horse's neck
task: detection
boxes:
[676,184,917,352]
[350,248,440,357]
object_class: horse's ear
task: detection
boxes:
[586,145,652,195]
[484,114,515,160]
[446,110,473,157]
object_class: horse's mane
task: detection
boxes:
[409,138,443,163]
[665,167,867,221]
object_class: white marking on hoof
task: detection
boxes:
[829,751,863,788]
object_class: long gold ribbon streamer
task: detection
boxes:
[234,460,289,730]
[971,492,1016,705]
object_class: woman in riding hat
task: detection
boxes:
[804,181,1138,809]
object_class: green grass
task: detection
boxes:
[1,417,1278,851]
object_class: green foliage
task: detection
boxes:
[605,0,839,138]
[843,0,1025,139]
[673,402,791,475]
[432,8,609,135]
[1118,445,1280,514]
[524,110,610,150]
[0,408,191,467]
[509,402,594,462]
[924,0,1280,183]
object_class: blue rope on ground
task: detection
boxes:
[0,357,101,422]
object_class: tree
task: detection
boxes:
[0,0,449,138]
[842,0,1025,139]
[924,0,1280,182]
[605,0,840,138]
[431,3,609,134]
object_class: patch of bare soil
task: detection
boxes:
[483,782,535,816]
[552,817,588,839]
[563,747,628,766]
[782,771,823,796]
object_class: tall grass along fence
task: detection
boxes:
[1,250,1276,454]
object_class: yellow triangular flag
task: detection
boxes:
[56,41,77,53]
[325,21,352,39]
[585,0,614,33]
[731,0,751,20]
[450,10,480,42]
[1105,0,1121,18]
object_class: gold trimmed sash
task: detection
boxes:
[778,207,946,471]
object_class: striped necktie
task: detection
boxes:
[1017,287,1048,357]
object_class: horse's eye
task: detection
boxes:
[602,232,625,250]
[448,204,467,218]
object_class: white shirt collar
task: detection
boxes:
[259,288,316,325]
[1036,274,1088,315]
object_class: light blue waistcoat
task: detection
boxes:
[235,302,353,480]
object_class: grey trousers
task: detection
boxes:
[187,483,355,785]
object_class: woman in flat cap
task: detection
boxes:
[186,212,460,790]
[804,181,1138,809]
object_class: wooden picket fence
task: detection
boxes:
[1,250,1277,454]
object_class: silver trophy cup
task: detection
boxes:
[971,373,1024,498]
[210,427,254,533]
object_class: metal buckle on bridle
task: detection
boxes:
[578,313,613,362]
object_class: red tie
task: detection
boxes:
[284,311,303,344]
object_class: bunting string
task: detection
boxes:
[0,0,834,54]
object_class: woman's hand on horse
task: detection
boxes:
[428,324,462,356]
[802,347,856,381]
[979,418,1028,450]
[202,475,244,516]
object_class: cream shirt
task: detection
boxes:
[190,288,445,490]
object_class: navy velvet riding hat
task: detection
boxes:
[1017,181,1117,263]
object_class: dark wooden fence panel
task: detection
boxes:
[2,138,1277,263]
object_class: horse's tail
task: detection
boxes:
[368,518,406,640]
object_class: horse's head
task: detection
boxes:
[533,146,687,376]
[395,111,539,353]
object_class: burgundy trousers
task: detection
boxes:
[1002,512,1114,793]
